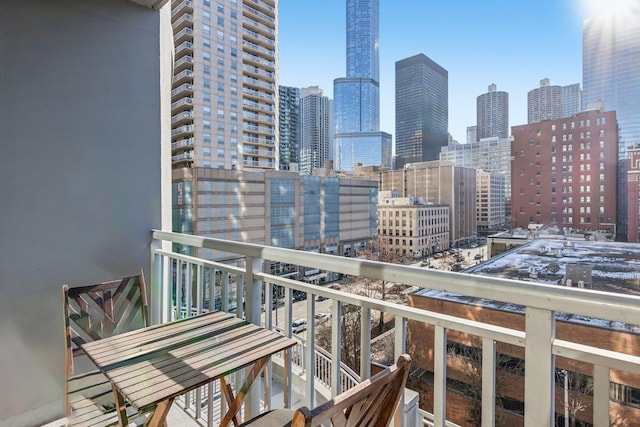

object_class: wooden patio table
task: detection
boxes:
[80,310,296,427]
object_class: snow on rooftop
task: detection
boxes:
[413,239,640,334]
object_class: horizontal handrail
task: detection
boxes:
[151,230,640,325]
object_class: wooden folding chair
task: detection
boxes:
[239,354,411,427]
[62,272,150,426]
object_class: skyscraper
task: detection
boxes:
[527,78,583,123]
[170,0,277,173]
[562,83,583,118]
[300,86,332,174]
[279,86,300,171]
[476,84,509,139]
[333,0,391,172]
[583,14,640,238]
[395,54,448,169]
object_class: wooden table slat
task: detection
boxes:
[83,312,237,363]
[108,327,280,385]
[80,311,296,414]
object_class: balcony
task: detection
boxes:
[172,13,193,31]
[174,40,193,57]
[170,96,193,112]
[171,110,194,125]
[173,27,194,45]
[148,231,640,427]
[172,68,194,85]
[171,0,192,20]
[171,82,193,100]
[171,151,193,163]
[171,137,194,150]
[243,52,275,69]
[173,55,194,73]
[171,124,194,138]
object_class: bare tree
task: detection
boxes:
[447,342,522,426]
[316,304,362,373]
[357,236,409,331]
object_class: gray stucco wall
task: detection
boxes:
[0,1,166,424]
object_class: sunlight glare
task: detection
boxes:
[579,0,639,17]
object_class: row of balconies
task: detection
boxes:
[242,40,274,57]
[243,64,275,81]
[242,98,275,113]
[243,75,275,91]
[243,134,275,145]
[246,0,275,14]
[242,4,275,25]
[242,111,274,124]
[242,28,275,47]
[242,87,274,101]
[242,16,275,37]
[243,147,275,157]
[243,52,275,69]
[243,122,274,135]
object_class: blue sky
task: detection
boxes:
[278,0,596,145]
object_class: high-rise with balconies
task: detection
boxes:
[583,14,640,238]
[170,0,277,173]
[300,86,332,174]
[333,0,392,172]
[527,78,583,124]
[477,84,509,140]
[170,0,278,247]
[278,86,300,171]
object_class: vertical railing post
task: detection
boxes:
[524,307,555,427]
[306,296,318,407]
[433,326,447,427]
[244,256,263,420]
[360,307,371,381]
[394,316,406,427]
[592,364,610,426]
[149,236,164,325]
[330,299,342,399]
[482,337,496,427]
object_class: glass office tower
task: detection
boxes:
[583,15,640,237]
[395,54,448,168]
[334,0,391,172]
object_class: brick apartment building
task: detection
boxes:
[406,240,640,426]
[627,144,640,243]
[511,110,618,233]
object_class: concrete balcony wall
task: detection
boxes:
[0,1,171,425]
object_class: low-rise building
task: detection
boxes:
[377,191,449,258]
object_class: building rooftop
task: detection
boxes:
[414,239,640,333]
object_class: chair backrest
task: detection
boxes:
[292,354,411,427]
[62,272,149,374]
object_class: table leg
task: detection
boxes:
[220,357,269,427]
[112,383,129,427]
[143,397,175,427]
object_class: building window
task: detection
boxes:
[203,24,211,35]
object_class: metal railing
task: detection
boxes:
[150,231,640,427]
